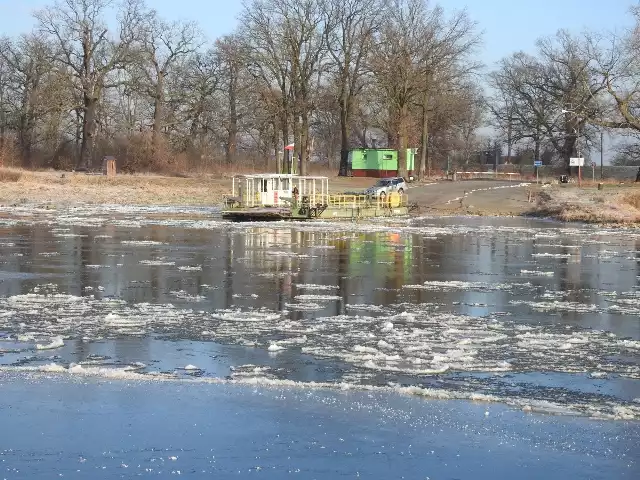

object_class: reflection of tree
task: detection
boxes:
[224,232,234,309]
[411,236,445,304]
[336,239,348,316]
[636,240,640,281]
[77,228,91,296]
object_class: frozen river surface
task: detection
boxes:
[0,205,639,477]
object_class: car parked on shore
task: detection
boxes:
[364,177,407,198]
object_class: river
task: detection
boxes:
[0,205,638,478]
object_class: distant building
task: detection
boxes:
[349,148,416,178]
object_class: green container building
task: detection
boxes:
[348,148,415,177]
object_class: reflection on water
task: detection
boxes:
[0,213,639,419]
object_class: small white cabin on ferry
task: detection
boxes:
[230,174,329,207]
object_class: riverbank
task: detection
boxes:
[0,168,528,214]
[531,184,640,224]
[2,168,640,225]
[0,168,376,207]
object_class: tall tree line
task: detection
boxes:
[0,0,482,176]
[487,7,640,168]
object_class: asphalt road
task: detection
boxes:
[408,179,533,216]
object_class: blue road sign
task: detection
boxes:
[534,160,543,167]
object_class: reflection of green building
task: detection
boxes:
[349,149,416,178]
[346,233,413,282]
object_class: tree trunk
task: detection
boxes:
[338,96,350,176]
[273,122,282,174]
[281,109,290,174]
[19,115,33,169]
[0,120,4,165]
[299,111,309,176]
[419,95,429,179]
[397,105,408,178]
[78,95,98,170]
[506,115,513,163]
[19,83,33,168]
[152,71,164,161]
[293,113,301,175]
[226,70,238,164]
[562,136,577,174]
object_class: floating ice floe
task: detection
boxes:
[520,270,554,277]
[35,336,64,350]
[121,240,166,246]
[178,265,203,271]
[294,294,342,301]
[139,260,175,266]
[295,284,339,291]
[403,280,517,292]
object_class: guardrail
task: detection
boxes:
[454,171,523,181]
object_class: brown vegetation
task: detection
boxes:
[532,185,640,224]
[0,167,378,207]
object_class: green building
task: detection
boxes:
[348,148,416,177]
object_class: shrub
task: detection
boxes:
[0,169,22,182]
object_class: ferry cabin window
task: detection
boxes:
[281,178,289,190]
[383,154,393,160]
[261,179,269,192]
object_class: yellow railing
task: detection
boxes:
[325,193,407,209]
[226,192,408,209]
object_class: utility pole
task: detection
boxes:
[577,124,582,187]
[600,131,604,179]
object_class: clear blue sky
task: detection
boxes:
[0,0,634,68]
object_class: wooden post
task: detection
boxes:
[102,156,117,176]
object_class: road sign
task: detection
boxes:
[534,160,542,167]
[591,162,596,168]
[569,157,585,167]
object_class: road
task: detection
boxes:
[408,179,533,216]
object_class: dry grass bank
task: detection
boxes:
[0,168,232,206]
[532,184,640,224]
[0,168,379,207]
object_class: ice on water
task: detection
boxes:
[1,204,640,420]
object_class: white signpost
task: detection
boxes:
[569,157,585,186]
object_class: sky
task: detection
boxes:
[0,0,635,70]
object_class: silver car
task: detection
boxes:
[365,177,407,198]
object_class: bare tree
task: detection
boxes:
[215,34,249,164]
[242,0,328,176]
[415,6,482,178]
[370,0,429,177]
[322,0,385,176]
[0,34,57,166]
[489,31,604,168]
[181,48,221,145]
[35,0,144,169]
[137,10,201,156]
[589,7,640,132]
[242,0,294,173]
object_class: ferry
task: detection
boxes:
[221,174,414,221]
